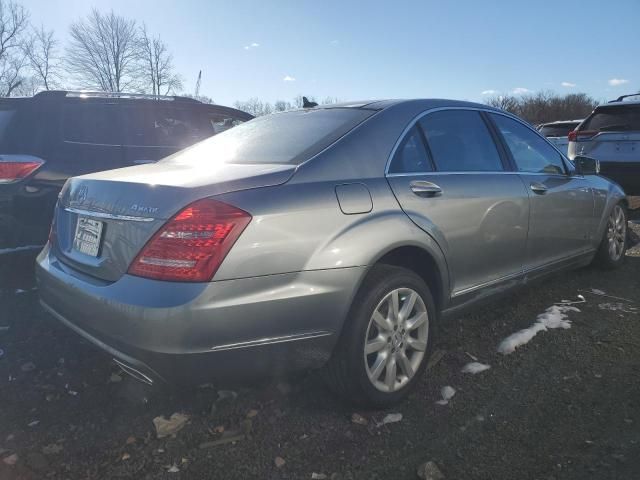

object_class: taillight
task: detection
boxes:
[128,198,251,282]
[568,130,597,142]
[0,159,44,183]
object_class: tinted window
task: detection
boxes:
[122,106,213,148]
[63,105,122,145]
[0,109,16,144]
[165,108,373,166]
[539,122,580,137]
[581,105,640,132]
[388,126,431,174]
[419,110,503,172]
[491,114,566,175]
[208,114,246,134]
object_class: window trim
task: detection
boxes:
[385,106,571,177]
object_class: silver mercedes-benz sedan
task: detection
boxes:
[36,99,628,407]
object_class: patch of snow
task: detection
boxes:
[591,288,605,295]
[461,362,491,374]
[497,304,580,355]
[380,413,402,425]
[598,302,638,314]
[435,386,456,405]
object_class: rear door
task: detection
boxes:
[572,105,640,194]
[489,113,593,271]
[386,109,529,298]
[59,102,125,176]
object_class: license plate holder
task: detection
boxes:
[73,217,104,257]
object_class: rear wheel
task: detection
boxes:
[322,265,436,408]
[595,202,627,269]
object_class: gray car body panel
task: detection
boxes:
[36,99,626,384]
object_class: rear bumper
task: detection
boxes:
[36,245,365,385]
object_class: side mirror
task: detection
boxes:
[574,156,600,175]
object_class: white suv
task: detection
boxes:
[538,119,583,155]
[568,94,640,195]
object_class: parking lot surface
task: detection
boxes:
[0,221,639,480]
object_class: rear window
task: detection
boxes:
[539,122,580,137]
[581,105,640,132]
[165,108,374,166]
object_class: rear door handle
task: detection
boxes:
[410,180,442,197]
[530,182,548,194]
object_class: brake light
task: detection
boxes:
[0,160,43,183]
[568,130,598,142]
[128,198,251,282]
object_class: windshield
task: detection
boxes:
[164,108,373,166]
[581,105,640,132]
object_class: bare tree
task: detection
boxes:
[138,24,182,95]
[486,91,599,125]
[486,94,520,114]
[66,9,140,92]
[23,25,59,90]
[0,0,29,96]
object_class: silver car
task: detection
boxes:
[36,99,628,407]
[568,94,640,195]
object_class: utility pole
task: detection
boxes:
[194,70,202,98]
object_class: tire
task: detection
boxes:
[594,202,628,269]
[322,264,436,408]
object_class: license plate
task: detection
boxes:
[73,217,103,257]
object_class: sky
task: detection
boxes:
[20,0,640,107]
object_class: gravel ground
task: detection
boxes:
[0,222,639,480]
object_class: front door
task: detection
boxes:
[489,113,593,270]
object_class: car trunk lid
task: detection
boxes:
[53,161,296,282]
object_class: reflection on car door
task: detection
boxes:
[386,109,529,300]
[489,113,594,271]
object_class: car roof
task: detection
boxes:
[0,90,254,119]
[310,98,504,112]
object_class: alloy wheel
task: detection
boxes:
[607,204,626,262]
[364,288,429,393]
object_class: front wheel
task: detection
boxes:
[594,202,627,269]
[322,265,436,408]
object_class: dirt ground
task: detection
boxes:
[0,223,639,480]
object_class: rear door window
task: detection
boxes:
[491,113,566,175]
[388,126,432,174]
[419,110,504,172]
[63,104,122,145]
[581,105,640,132]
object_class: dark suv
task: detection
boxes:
[0,91,253,287]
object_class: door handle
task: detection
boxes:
[410,180,442,197]
[530,182,548,194]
